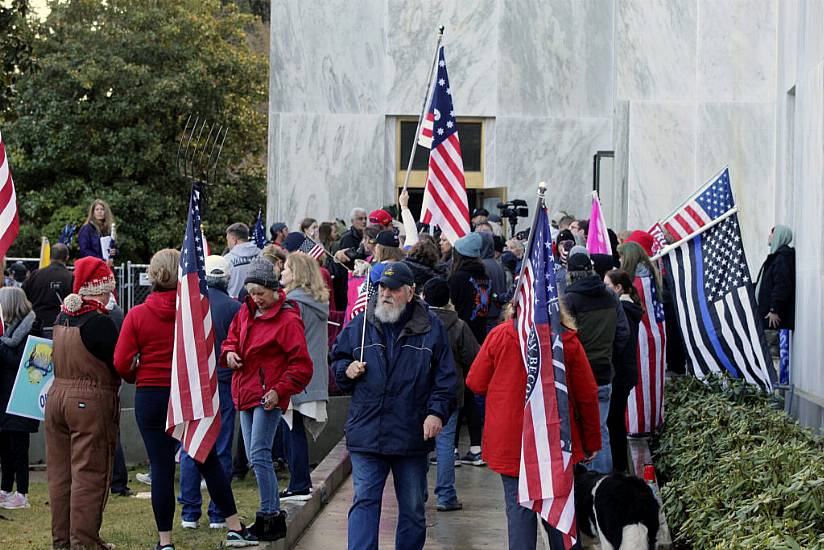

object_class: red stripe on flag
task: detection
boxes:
[684,204,706,227]
[663,221,682,241]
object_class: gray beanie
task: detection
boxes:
[244,257,280,290]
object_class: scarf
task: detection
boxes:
[769,225,793,255]
[61,294,110,317]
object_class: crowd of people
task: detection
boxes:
[0,196,795,550]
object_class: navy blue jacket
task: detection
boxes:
[77,222,104,259]
[331,297,457,456]
[208,286,241,383]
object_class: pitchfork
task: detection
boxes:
[176,114,229,185]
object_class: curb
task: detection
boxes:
[258,438,351,549]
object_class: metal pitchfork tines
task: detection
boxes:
[176,114,229,185]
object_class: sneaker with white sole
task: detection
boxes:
[0,490,12,504]
[209,521,227,529]
[136,472,152,486]
[0,492,29,509]
[459,451,486,466]
[279,488,312,502]
[180,520,198,529]
[225,523,259,547]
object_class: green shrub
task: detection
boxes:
[652,376,824,549]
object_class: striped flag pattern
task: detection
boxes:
[418,46,470,244]
[348,275,376,321]
[648,223,668,256]
[0,130,20,258]
[297,235,326,261]
[626,272,667,435]
[516,203,576,548]
[661,168,733,241]
[166,183,221,463]
[663,214,772,391]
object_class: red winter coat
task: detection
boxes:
[114,290,177,387]
[466,321,602,477]
[220,291,313,411]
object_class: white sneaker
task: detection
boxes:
[0,492,29,509]
[209,522,227,529]
[136,472,152,486]
[181,520,198,529]
[0,490,12,504]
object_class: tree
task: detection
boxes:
[3,0,267,261]
[0,0,39,116]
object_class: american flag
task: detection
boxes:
[166,183,221,463]
[661,168,734,242]
[515,202,576,548]
[348,274,376,321]
[663,214,773,391]
[251,208,266,249]
[626,271,667,435]
[0,130,20,258]
[297,235,326,261]
[418,46,470,244]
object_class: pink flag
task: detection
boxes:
[586,191,611,255]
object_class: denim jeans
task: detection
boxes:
[434,411,459,506]
[348,452,428,550]
[500,474,579,550]
[585,383,613,474]
[240,405,282,514]
[283,412,311,493]
[178,380,236,522]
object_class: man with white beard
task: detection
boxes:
[331,262,457,550]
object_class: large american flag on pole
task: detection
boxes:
[0,130,20,257]
[663,214,773,391]
[626,271,667,435]
[661,168,733,242]
[167,183,221,463]
[515,202,576,548]
[418,46,470,244]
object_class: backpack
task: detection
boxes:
[469,276,490,321]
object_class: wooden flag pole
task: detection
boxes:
[651,206,739,261]
[400,26,444,193]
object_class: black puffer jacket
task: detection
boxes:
[755,245,795,330]
[613,298,643,389]
[430,307,480,409]
[0,312,43,433]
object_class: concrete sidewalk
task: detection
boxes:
[294,458,507,549]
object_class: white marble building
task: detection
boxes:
[267,1,822,430]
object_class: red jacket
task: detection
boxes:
[466,321,602,477]
[220,291,313,411]
[114,290,177,387]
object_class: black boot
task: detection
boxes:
[258,510,287,542]
[248,511,265,538]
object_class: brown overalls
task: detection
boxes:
[45,315,120,550]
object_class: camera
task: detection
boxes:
[497,200,529,237]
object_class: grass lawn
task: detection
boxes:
[0,468,284,550]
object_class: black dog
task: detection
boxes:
[574,465,660,549]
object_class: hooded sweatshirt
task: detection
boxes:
[563,274,629,385]
[114,289,178,387]
[224,241,262,298]
[287,288,329,405]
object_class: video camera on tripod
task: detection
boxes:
[497,199,529,237]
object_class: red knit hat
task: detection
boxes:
[368,209,393,227]
[73,257,116,296]
[625,230,654,257]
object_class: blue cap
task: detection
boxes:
[378,262,415,289]
[453,232,482,258]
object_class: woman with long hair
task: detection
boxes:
[115,250,257,549]
[467,301,601,549]
[617,240,667,436]
[404,237,443,290]
[221,257,313,541]
[299,218,319,241]
[0,287,41,510]
[603,269,644,473]
[278,252,330,501]
[78,199,116,264]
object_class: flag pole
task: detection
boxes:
[511,181,548,302]
[400,26,445,193]
[650,206,739,261]
[358,267,372,363]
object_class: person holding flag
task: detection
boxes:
[467,187,601,550]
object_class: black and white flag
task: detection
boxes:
[663,213,773,391]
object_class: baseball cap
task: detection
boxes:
[205,255,231,277]
[368,209,393,227]
[375,229,400,247]
[378,262,415,289]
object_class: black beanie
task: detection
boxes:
[422,277,450,308]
